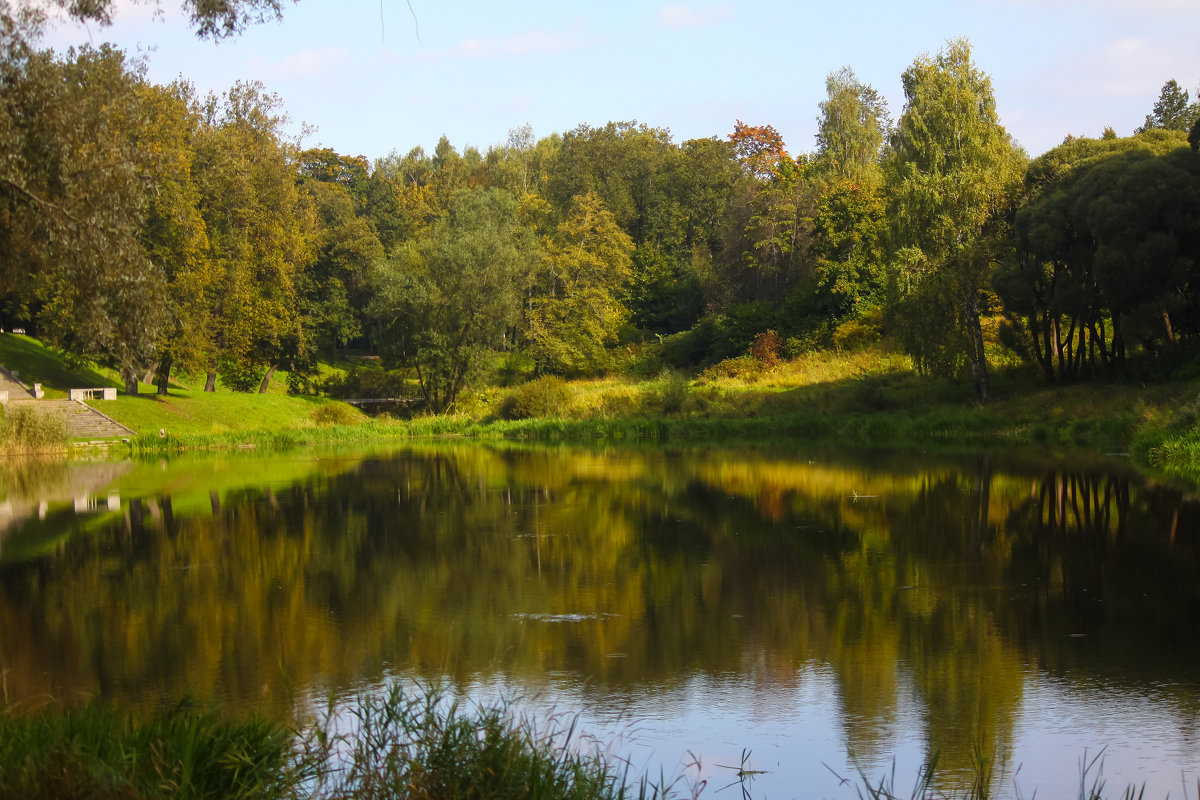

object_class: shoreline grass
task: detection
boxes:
[120,397,1196,488]
[2,687,1188,800]
[4,332,1197,485]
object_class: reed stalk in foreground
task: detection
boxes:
[2,687,1192,800]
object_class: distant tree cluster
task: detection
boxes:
[3,2,1199,409]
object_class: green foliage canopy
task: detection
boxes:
[526,191,635,375]
[884,38,1025,401]
[370,188,537,412]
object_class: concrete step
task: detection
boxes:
[6,399,135,440]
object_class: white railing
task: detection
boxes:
[69,388,117,401]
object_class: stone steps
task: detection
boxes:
[6,399,135,440]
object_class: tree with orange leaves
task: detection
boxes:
[729,120,790,179]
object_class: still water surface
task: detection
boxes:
[1,444,1199,798]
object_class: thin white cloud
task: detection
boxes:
[995,0,1195,8]
[1058,34,1200,99]
[1003,28,1200,151]
[252,48,352,80]
[414,29,577,63]
[657,3,735,29]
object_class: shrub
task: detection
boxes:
[656,369,691,415]
[749,329,782,367]
[310,402,362,427]
[698,355,761,383]
[657,322,716,369]
[499,376,574,420]
[832,312,882,352]
[286,370,321,395]
[217,358,267,393]
[0,405,67,453]
[782,330,825,359]
[613,343,663,380]
[495,349,536,386]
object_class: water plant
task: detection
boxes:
[0,404,68,454]
[1,689,1192,800]
[0,699,296,800]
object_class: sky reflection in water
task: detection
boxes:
[1,444,1198,798]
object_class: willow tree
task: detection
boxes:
[884,38,1024,403]
[370,188,537,412]
[1,43,168,394]
[1,0,296,393]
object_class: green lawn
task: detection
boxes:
[4,332,1199,486]
[0,334,362,437]
[97,387,343,437]
[0,333,113,398]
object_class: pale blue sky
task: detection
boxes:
[42,0,1200,162]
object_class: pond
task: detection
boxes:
[1,443,1199,798]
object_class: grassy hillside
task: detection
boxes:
[0,333,113,398]
[0,334,364,438]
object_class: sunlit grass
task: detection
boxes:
[4,331,1199,481]
[0,333,112,399]
[97,388,357,439]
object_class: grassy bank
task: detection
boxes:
[0,687,668,800]
[3,333,1198,482]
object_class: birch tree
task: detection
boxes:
[884,38,1025,403]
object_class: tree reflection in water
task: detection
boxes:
[0,445,1197,797]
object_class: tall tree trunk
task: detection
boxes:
[964,297,990,405]
[205,370,217,392]
[1053,316,1064,379]
[257,364,277,394]
[155,354,172,396]
[1070,314,1080,376]
[1112,312,1126,374]
[1095,318,1111,372]
[1090,321,1100,375]
[1030,310,1054,382]
[123,368,139,396]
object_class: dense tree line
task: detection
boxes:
[4,4,1199,408]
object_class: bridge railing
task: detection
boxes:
[69,388,117,401]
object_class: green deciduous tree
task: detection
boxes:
[808,68,890,328]
[1,42,168,393]
[193,82,316,393]
[722,121,816,306]
[1001,130,1200,380]
[297,148,385,358]
[884,38,1025,402]
[815,66,891,183]
[526,192,635,375]
[369,188,536,412]
[136,80,214,395]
